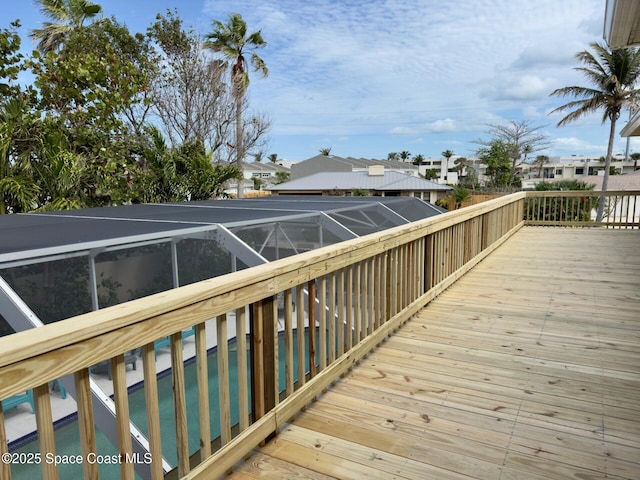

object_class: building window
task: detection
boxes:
[433,161,441,166]
[261,173,270,178]
[252,173,260,178]
[575,167,584,175]
[555,168,563,176]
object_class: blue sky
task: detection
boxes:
[4,0,638,162]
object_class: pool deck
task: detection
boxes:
[228,227,640,479]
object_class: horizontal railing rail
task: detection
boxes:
[0,189,633,479]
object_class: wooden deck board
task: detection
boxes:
[228,228,640,480]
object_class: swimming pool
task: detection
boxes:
[9,331,313,479]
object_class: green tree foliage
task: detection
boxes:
[423,169,439,181]
[138,126,241,203]
[30,17,155,206]
[412,153,425,165]
[438,185,471,210]
[476,121,549,187]
[0,21,24,97]
[477,140,513,189]
[525,180,597,223]
[550,43,640,220]
[399,150,411,161]
[1,7,264,214]
[274,171,290,184]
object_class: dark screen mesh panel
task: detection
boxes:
[385,197,442,222]
[0,312,15,337]
[176,237,232,286]
[230,224,275,261]
[327,206,403,237]
[95,242,173,306]
[1,257,92,324]
[231,220,346,262]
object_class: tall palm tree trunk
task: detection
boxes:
[234,78,244,198]
[596,118,616,222]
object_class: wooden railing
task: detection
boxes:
[525,190,640,228]
[0,190,633,480]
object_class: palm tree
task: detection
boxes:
[319,147,332,156]
[412,154,425,165]
[533,155,549,178]
[204,14,268,198]
[267,153,278,163]
[550,42,640,221]
[399,151,411,161]
[442,149,454,181]
[31,0,102,53]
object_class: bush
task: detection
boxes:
[526,180,597,222]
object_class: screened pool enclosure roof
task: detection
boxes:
[0,196,444,262]
[0,196,445,333]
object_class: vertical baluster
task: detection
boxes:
[217,315,231,446]
[337,269,345,356]
[251,298,277,423]
[327,274,336,364]
[74,368,99,480]
[389,248,398,316]
[374,254,382,330]
[271,299,278,408]
[170,334,189,477]
[318,276,327,371]
[367,257,374,336]
[141,343,164,480]
[111,355,135,480]
[346,266,354,350]
[353,263,361,343]
[34,384,58,480]
[194,323,211,461]
[296,286,306,387]
[307,279,317,379]
[236,307,249,431]
[381,251,389,325]
[284,290,294,395]
[624,193,631,228]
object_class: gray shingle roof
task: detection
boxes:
[268,171,451,192]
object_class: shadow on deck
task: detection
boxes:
[229,227,640,479]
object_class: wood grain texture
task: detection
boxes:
[228,228,640,480]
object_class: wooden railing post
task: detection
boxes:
[250,297,277,422]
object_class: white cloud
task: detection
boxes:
[423,119,456,134]
[200,0,609,158]
[551,136,605,153]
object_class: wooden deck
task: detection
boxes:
[228,227,640,480]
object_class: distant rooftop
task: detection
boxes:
[268,171,451,193]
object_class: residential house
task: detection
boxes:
[268,166,452,203]
[291,155,418,180]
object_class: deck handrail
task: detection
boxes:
[0,189,636,479]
